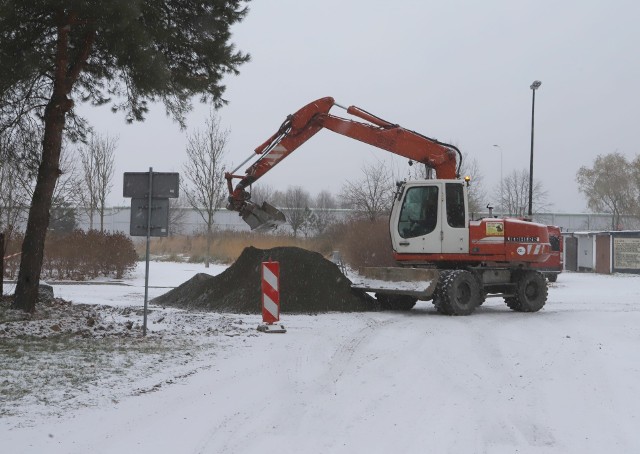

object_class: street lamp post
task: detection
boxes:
[493,144,503,215]
[528,80,541,217]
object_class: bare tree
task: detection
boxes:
[78,144,97,230]
[0,159,28,245]
[27,148,83,231]
[340,161,395,221]
[403,150,486,215]
[270,189,287,208]
[248,183,276,206]
[459,157,486,215]
[182,113,228,267]
[311,190,337,235]
[632,155,640,221]
[500,169,549,216]
[299,207,315,238]
[78,133,116,231]
[577,152,638,229]
[168,193,191,236]
[11,129,83,229]
[282,186,311,237]
[0,131,31,250]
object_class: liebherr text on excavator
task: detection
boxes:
[225,97,554,315]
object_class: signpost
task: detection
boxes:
[123,169,179,336]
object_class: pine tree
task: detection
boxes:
[0,0,250,312]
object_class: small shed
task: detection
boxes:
[566,231,640,274]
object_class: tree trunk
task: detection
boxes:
[13,95,70,312]
[205,212,213,268]
[11,9,95,312]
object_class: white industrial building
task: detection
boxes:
[71,208,639,237]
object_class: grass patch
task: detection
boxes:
[0,334,213,420]
[136,231,335,264]
[134,218,396,269]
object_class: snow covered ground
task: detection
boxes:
[2,262,640,453]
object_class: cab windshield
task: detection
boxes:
[398,186,439,239]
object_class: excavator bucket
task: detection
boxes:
[241,201,287,231]
[351,267,440,299]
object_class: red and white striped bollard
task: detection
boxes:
[258,261,286,333]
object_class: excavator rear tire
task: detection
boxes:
[376,294,417,311]
[433,270,482,316]
[505,270,547,312]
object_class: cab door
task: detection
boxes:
[441,182,470,254]
[391,184,442,254]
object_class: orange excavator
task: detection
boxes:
[225,97,554,315]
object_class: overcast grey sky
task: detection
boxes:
[83,0,640,212]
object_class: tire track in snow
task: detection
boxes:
[323,315,399,386]
[190,314,402,454]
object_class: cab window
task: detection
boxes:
[445,183,466,228]
[398,186,439,239]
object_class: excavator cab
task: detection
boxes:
[390,180,470,255]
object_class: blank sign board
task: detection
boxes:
[130,198,170,237]
[123,172,179,199]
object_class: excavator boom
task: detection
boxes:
[225,96,461,230]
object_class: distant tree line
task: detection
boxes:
[577,152,640,229]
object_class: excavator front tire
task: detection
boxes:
[505,270,547,312]
[433,270,482,316]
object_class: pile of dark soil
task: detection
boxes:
[152,246,377,314]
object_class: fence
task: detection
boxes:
[3,205,640,237]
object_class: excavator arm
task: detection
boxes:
[225,96,462,230]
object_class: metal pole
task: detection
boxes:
[528,80,541,217]
[143,167,153,336]
[500,150,503,216]
[528,90,535,217]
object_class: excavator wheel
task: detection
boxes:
[473,272,486,306]
[376,294,417,311]
[433,270,482,316]
[505,270,548,312]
